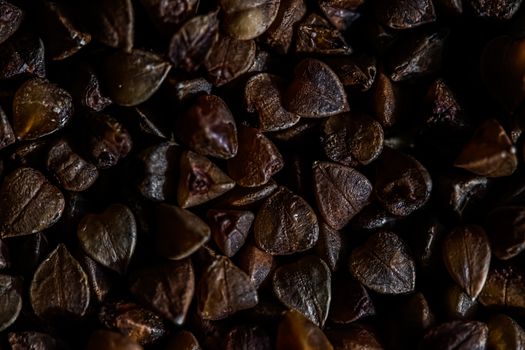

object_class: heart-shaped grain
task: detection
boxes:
[285,58,349,118]
[30,244,90,322]
[13,78,73,141]
[77,204,137,274]
[442,225,490,299]
[130,259,195,325]
[0,167,65,238]
[254,187,319,255]
[198,255,258,320]
[350,231,416,295]
[313,161,372,230]
[272,256,331,326]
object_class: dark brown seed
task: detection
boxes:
[138,142,181,202]
[481,36,525,111]
[487,314,525,350]
[30,244,90,321]
[178,151,236,208]
[254,187,319,255]
[39,1,91,60]
[164,330,201,350]
[350,231,416,295]
[276,310,333,350]
[468,0,522,19]
[198,255,258,320]
[86,330,143,350]
[46,139,99,192]
[375,148,432,216]
[224,326,272,350]
[295,14,352,56]
[13,78,73,141]
[285,58,349,118]
[388,30,446,82]
[83,112,133,169]
[130,259,195,325]
[0,275,21,331]
[262,0,307,54]
[78,253,114,302]
[442,225,490,299]
[313,161,372,230]
[479,265,525,310]
[314,223,344,272]
[139,0,199,33]
[77,204,137,274]
[444,285,478,320]
[8,332,63,350]
[87,0,134,52]
[0,1,23,45]
[70,66,112,112]
[420,321,488,350]
[207,209,254,257]
[220,0,281,40]
[0,32,46,79]
[321,113,384,167]
[0,105,15,151]
[486,206,525,260]
[371,72,400,127]
[155,204,210,260]
[176,95,238,160]
[0,167,65,238]
[204,35,256,86]
[326,54,377,92]
[326,327,383,350]
[99,301,167,345]
[273,256,331,326]
[216,179,278,208]
[103,49,171,106]
[238,241,274,288]
[454,119,517,177]
[376,0,436,29]
[436,172,488,217]
[227,127,283,187]
[245,73,301,132]
[329,274,375,324]
[169,12,219,73]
